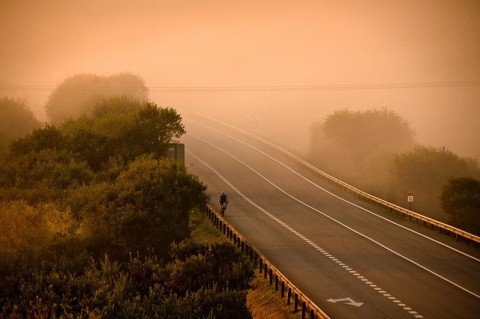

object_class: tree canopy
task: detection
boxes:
[309,108,415,190]
[0,91,255,318]
[0,97,41,157]
[45,73,148,125]
[319,108,415,159]
[440,177,480,235]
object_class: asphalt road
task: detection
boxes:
[180,112,480,319]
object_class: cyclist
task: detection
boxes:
[219,191,229,214]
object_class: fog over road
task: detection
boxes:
[2,1,479,159]
[181,112,480,319]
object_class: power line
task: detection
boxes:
[0,81,479,92]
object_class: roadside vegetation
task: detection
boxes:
[308,108,480,234]
[0,74,256,318]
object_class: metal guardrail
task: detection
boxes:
[197,113,480,246]
[202,203,331,319]
[288,157,480,246]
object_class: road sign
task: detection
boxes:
[407,193,414,202]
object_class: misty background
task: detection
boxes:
[1,0,479,159]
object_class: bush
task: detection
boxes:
[440,177,480,235]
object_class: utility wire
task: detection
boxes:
[0,81,479,92]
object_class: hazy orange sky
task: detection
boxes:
[1,0,479,158]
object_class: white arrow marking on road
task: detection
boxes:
[327,298,364,307]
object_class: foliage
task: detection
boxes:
[309,108,415,191]
[390,145,480,218]
[0,148,95,204]
[0,97,41,157]
[0,101,187,204]
[319,108,415,159]
[74,156,208,260]
[166,240,254,294]
[120,104,186,161]
[440,177,480,235]
[0,212,253,319]
[45,73,148,125]
[61,96,143,138]
[8,124,66,157]
[308,108,480,224]
[0,83,254,317]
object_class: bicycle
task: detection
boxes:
[220,202,227,216]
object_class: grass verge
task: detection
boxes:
[189,208,303,319]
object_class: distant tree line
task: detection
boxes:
[0,73,255,318]
[309,108,480,235]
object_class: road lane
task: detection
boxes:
[181,113,480,318]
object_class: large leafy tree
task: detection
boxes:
[121,104,186,161]
[61,96,144,137]
[314,108,415,159]
[45,73,148,125]
[309,108,415,190]
[440,177,480,235]
[0,97,41,157]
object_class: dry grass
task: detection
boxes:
[247,275,303,319]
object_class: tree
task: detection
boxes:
[391,145,480,220]
[120,104,186,161]
[77,156,208,260]
[0,97,41,157]
[308,108,415,190]
[45,73,148,125]
[8,124,66,157]
[440,177,480,235]
[62,99,185,164]
[318,108,415,159]
[61,96,144,137]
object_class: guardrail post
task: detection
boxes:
[287,288,291,305]
[264,264,267,279]
[311,309,315,319]
[275,275,279,291]
[281,282,285,297]
[302,301,306,319]
[259,259,263,273]
[294,293,299,312]
[269,269,273,285]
